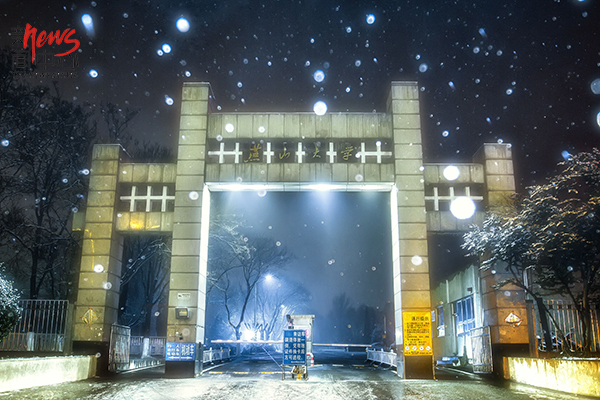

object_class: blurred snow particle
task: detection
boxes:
[473,46,480,54]
[497,138,504,144]
[88,69,98,78]
[164,95,174,106]
[1,139,9,147]
[81,14,94,35]
[93,264,104,273]
[123,13,128,18]
[448,81,456,90]
[157,49,164,56]
[176,17,190,33]
[561,150,572,160]
[225,123,235,133]
[355,60,362,67]
[345,86,351,93]
[506,88,513,95]
[419,63,428,73]
[366,14,375,24]
[102,282,112,290]
[478,28,487,38]
[355,174,364,182]
[313,70,325,83]
[591,78,600,95]
[237,81,243,88]
[442,130,449,137]
[596,111,600,127]
[313,101,327,116]
[188,191,199,200]
[162,43,171,54]
[411,255,423,266]
[346,26,352,33]
[276,241,281,246]
[184,70,191,77]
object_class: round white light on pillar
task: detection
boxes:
[450,196,476,219]
[411,255,423,266]
[443,165,460,181]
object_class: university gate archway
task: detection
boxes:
[72,81,517,378]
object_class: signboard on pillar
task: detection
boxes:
[402,312,433,356]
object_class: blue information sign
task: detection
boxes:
[283,329,306,365]
[165,342,196,361]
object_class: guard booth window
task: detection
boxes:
[455,296,474,335]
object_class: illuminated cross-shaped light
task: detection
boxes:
[207,142,242,163]
[424,186,484,211]
[326,142,337,163]
[296,142,306,163]
[264,142,275,164]
[360,141,392,164]
[120,185,175,212]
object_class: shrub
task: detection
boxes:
[0,274,21,342]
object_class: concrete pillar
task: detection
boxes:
[473,143,516,210]
[72,144,123,372]
[166,82,211,376]
[388,82,433,378]
[474,143,528,375]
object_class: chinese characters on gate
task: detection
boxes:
[165,342,196,361]
[283,330,306,365]
[209,139,393,165]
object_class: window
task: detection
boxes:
[436,305,445,337]
[455,296,474,335]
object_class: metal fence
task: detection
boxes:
[203,347,231,364]
[129,336,167,358]
[0,300,70,352]
[366,348,397,367]
[533,299,600,353]
[470,326,492,373]
[109,326,168,372]
[109,324,131,372]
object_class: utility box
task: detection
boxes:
[286,314,314,356]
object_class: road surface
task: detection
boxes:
[0,348,590,400]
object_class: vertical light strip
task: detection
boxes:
[197,184,211,343]
[390,185,402,351]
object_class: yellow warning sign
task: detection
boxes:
[402,312,433,356]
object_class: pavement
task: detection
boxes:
[0,349,593,400]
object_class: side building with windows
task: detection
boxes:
[431,264,483,366]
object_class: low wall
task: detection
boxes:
[0,355,96,393]
[504,357,600,397]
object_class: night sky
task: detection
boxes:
[3,1,600,320]
[3,0,600,188]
